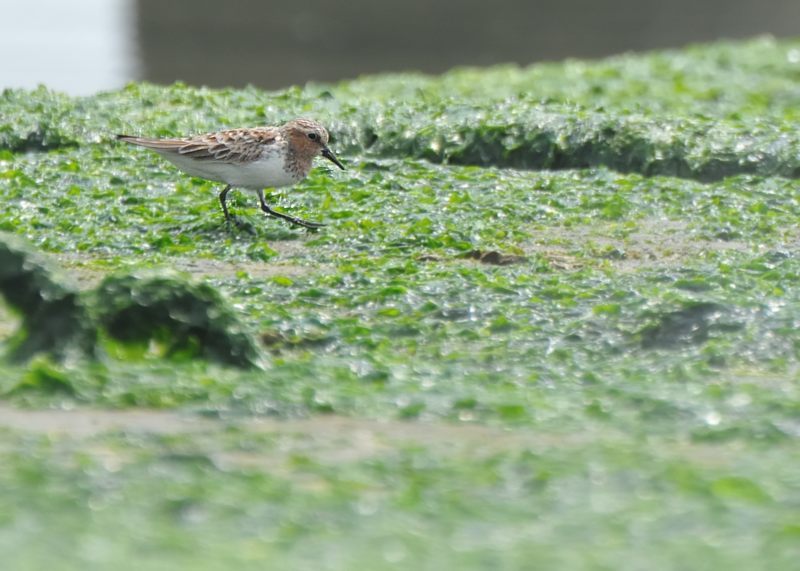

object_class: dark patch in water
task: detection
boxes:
[639,302,740,349]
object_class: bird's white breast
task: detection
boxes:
[159,149,299,190]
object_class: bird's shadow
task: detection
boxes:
[177,213,314,243]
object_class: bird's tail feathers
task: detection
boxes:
[116,134,186,151]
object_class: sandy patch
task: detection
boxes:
[53,251,325,290]
[526,218,755,272]
[0,404,737,471]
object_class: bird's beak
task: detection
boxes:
[321,147,345,170]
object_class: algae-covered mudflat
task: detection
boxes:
[1,38,799,570]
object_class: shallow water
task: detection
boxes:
[3,0,799,94]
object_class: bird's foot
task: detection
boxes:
[290,218,326,231]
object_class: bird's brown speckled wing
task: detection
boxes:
[118,127,279,164]
[178,128,279,163]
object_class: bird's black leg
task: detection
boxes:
[219,185,233,222]
[257,189,325,229]
[219,185,253,232]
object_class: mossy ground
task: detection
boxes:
[1,37,799,570]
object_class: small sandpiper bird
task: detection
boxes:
[117,118,345,229]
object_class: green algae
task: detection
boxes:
[0,87,81,152]
[0,426,797,571]
[4,38,800,178]
[94,271,265,369]
[1,37,800,570]
[0,232,96,361]
[0,233,263,369]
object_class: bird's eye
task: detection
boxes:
[307,132,318,141]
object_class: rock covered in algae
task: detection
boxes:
[0,232,96,361]
[0,233,264,369]
[93,271,265,369]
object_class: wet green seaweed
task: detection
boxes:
[0,427,797,571]
[93,271,265,369]
[0,87,81,151]
[0,234,263,369]
[4,38,800,179]
[0,231,95,361]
